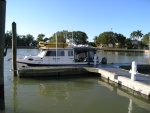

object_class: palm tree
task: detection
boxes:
[130,30,143,40]
[130,30,143,48]
[136,30,143,39]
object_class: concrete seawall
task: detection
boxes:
[97,48,149,53]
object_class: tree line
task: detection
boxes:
[5,31,88,47]
[5,30,150,49]
[94,30,149,49]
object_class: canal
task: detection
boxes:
[2,49,150,113]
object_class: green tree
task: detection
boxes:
[93,36,98,46]
[17,35,23,46]
[49,31,88,45]
[20,35,27,46]
[141,32,150,45]
[49,32,66,43]
[5,31,37,47]
[26,34,34,46]
[70,31,88,45]
[130,30,143,40]
[114,33,126,48]
[88,42,96,47]
[95,32,126,48]
[37,34,45,42]
[96,31,115,46]
[5,31,12,46]
[137,41,146,49]
[130,30,143,48]
[124,38,132,49]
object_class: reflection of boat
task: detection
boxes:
[17,77,95,99]
[17,41,99,66]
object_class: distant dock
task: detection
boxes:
[97,48,149,53]
[17,63,150,97]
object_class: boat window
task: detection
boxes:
[37,50,46,56]
[57,51,64,56]
[68,51,73,56]
[45,51,55,56]
[45,51,64,56]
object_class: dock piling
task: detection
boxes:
[0,0,6,110]
[12,22,17,76]
[129,61,137,81]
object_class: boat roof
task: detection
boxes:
[40,46,96,51]
[74,47,96,51]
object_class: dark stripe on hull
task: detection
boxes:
[17,62,95,66]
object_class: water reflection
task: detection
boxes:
[98,77,150,111]
[11,77,96,113]
[97,50,150,64]
[39,82,72,99]
[128,99,133,113]
[12,77,18,113]
[9,76,150,113]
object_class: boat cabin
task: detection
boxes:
[17,46,99,66]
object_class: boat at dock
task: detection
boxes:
[17,41,99,66]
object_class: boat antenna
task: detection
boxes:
[55,32,57,63]
[72,31,73,41]
[63,30,68,43]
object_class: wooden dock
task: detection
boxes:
[17,63,150,97]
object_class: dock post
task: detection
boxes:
[129,61,137,81]
[0,0,6,110]
[12,22,17,76]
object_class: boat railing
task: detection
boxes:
[17,54,26,59]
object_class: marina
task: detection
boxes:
[15,36,150,97]
[1,0,150,112]
[2,49,150,113]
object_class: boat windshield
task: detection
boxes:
[37,50,46,56]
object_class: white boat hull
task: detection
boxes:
[17,47,99,66]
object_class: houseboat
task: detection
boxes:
[17,41,99,66]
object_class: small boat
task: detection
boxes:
[39,41,68,48]
[17,41,99,66]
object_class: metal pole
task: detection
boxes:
[12,22,17,76]
[55,32,57,63]
[149,35,150,63]
[149,35,150,49]
[0,0,6,110]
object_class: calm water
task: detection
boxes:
[2,49,150,113]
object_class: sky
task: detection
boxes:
[5,0,150,42]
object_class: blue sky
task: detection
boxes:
[6,0,150,41]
